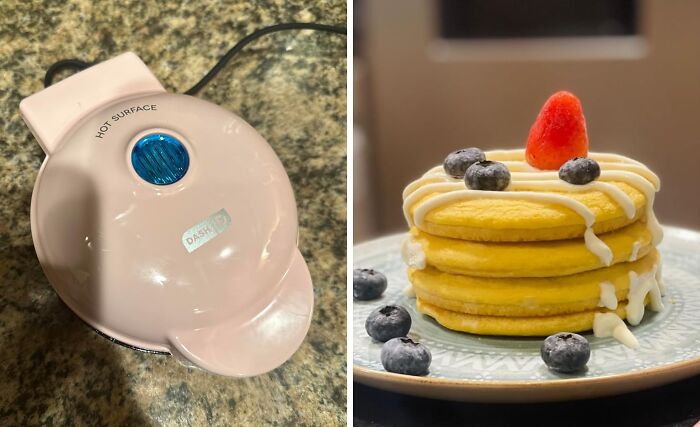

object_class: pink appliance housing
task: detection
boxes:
[19,52,314,377]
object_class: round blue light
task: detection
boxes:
[131,133,189,185]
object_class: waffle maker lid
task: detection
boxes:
[20,53,314,377]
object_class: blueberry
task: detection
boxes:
[381,337,431,376]
[465,160,511,191]
[365,305,412,342]
[443,148,486,178]
[558,157,600,185]
[541,332,591,373]
[353,268,388,300]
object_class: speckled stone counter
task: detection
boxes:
[0,1,346,425]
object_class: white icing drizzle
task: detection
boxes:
[589,151,645,166]
[509,179,636,220]
[402,174,455,199]
[595,259,665,348]
[584,228,614,267]
[597,170,663,246]
[596,162,660,188]
[402,148,661,265]
[402,182,463,226]
[403,286,417,298]
[656,263,666,296]
[593,312,640,349]
[598,282,618,310]
[629,241,642,262]
[401,237,427,270]
[626,267,664,325]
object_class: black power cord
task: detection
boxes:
[43,22,346,94]
[183,22,345,95]
[43,59,95,88]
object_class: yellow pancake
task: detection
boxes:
[409,181,647,242]
[412,220,652,278]
[416,297,639,336]
[409,249,658,317]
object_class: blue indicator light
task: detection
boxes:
[131,133,189,185]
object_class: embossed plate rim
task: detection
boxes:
[353,225,700,402]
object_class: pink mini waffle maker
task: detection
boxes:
[19,52,314,377]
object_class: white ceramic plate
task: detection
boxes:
[353,226,700,402]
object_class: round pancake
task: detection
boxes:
[409,181,647,242]
[411,220,652,278]
[416,298,635,336]
[409,249,658,317]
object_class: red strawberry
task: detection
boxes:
[525,91,589,170]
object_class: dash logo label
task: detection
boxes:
[182,208,232,253]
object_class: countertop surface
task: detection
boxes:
[0,1,346,425]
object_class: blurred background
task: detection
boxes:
[354,0,700,242]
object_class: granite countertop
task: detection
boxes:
[0,1,346,425]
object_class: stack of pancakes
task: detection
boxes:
[401,149,663,336]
